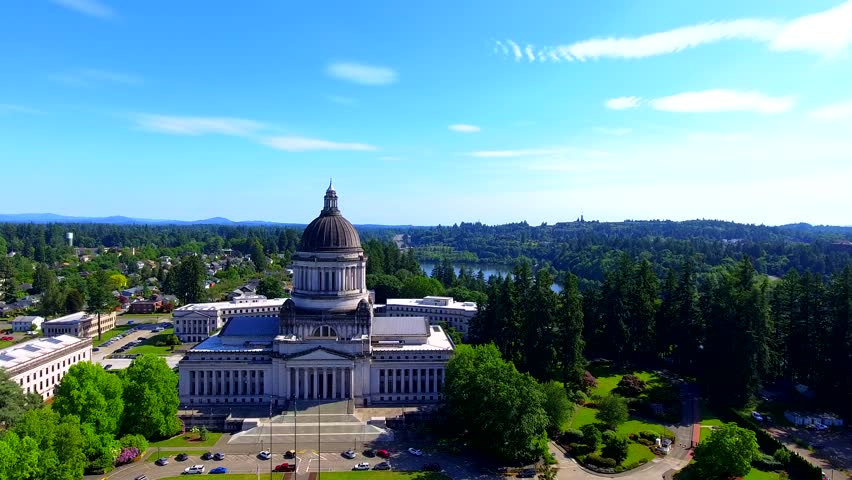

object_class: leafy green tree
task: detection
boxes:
[174,255,206,303]
[80,423,120,474]
[443,344,549,462]
[580,424,602,450]
[13,408,87,480]
[541,381,573,435]
[0,369,43,429]
[64,288,85,313]
[32,263,56,294]
[107,273,128,290]
[0,431,40,480]
[602,433,629,463]
[400,275,444,298]
[86,270,117,341]
[121,354,181,439]
[41,284,66,316]
[257,276,285,299]
[596,394,629,429]
[693,422,759,479]
[366,273,403,303]
[53,362,124,435]
[249,239,267,272]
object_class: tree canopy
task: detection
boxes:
[52,362,124,435]
[693,422,759,479]
[120,354,181,439]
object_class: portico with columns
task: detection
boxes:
[177,183,454,411]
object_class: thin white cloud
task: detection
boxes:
[449,124,481,133]
[809,100,852,119]
[506,40,523,61]
[497,1,852,62]
[605,96,641,110]
[326,62,397,86]
[525,45,536,62]
[51,0,115,19]
[135,114,263,136]
[51,68,142,87]
[0,104,45,115]
[495,40,509,56]
[263,136,377,152]
[649,89,794,113]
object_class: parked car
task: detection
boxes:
[258,450,271,460]
[374,462,391,470]
[155,457,169,466]
[353,463,370,471]
[273,463,296,472]
[407,447,423,456]
[201,452,213,460]
[518,468,536,478]
[176,453,188,461]
[343,449,356,459]
[213,452,225,460]
[815,423,829,431]
[751,411,764,422]
[134,476,148,480]
[376,449,390,458]
[362,449,375,457]
[284,450,296,459]
[92,347,100,352]
[210,467,228,474]
[183,464,205,474]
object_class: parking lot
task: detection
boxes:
[91,320,183,370]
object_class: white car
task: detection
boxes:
[353,462,370,471]
[343,449,357,459]
[814,423,829,431]
[407,447,423,456]
[183,464,205,474]
[751,411,763,422]
[258,450,271,460]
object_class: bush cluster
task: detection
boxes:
[585,453,617,468]
[617,374,647,396]
[114,447,139,466]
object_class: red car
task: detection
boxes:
[273,463,296,472]
[376,449,390,459]
[0,336,14,341]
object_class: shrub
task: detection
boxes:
[637,438,655,447]
[198,425,209,441]
[582,371,598,391]
[114,447,139,466]
[617,374,647,396]
[602,434,629,464]
[585,453,617,468]
[119,434,149,452]
[596,394,629,429]
[639,430,659,441]
[562,428,584,444]
[753,453,783,471]
[773,447,791,465]
[580,424,602,450]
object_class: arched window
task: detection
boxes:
[311,325,338,338]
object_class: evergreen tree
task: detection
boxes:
[32,263,55,294]
[64,289,85,313]
[557,273,585,387]
[249,239,267,272]
[86,270,116,341]
[175,255,205,303]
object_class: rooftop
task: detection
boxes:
[0,335,87,369]
[42,311,91,325]
[174,297,285,312]
[372,316,430,337]
[385,296,477,311]
[372,324,454,352]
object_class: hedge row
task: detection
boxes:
[722,408,823,480]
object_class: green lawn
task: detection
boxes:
[624,442,656,466]
[587,363,660,398]
[569,406,674,438]
[744,468,783,480]
[158,473,450,480]
[150,432,223,448]
[126,328,182,355]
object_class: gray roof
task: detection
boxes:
[219,315,279,337]
[372,316,429,337]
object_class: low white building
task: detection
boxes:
[11,315,45,332]
[784,411,845,427]
[378,296,478,338]
[0,334,93,400]
[41,311,117,338]
[173,296,285,343]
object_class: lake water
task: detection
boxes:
[419,262,562,293]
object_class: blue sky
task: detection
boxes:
[2,0,852,226]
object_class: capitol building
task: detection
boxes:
[177,183,454,409]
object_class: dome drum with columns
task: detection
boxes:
[176,182,454,412]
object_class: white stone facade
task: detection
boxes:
[41,311,116,338]
[173,296,285,342]
[0,335,92,400]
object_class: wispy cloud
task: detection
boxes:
[51,0,115,19]
[649,89,794,113]
[0,104,45,115]
[605,97,641,110]
[326,62,398,86]
[262,136,377,152]
[497,1,852,62]
[135,114,263,136]
[51,68,142,87]
[809,100,852,119]
[449,124,481,133]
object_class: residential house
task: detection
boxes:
[11,315,45,332]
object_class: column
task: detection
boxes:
[349,368,355,400]
[332,368,337,399]
[194,370,200,396]
[294,368,300,399]
[311,368,317,399]
[413,369,419,394]
[408,369,413,394]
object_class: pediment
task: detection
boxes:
[286,347,353,361]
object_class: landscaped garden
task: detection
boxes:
[150,427,223,448]
[560,362,680,473]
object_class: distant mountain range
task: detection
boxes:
[0,213,418,229]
